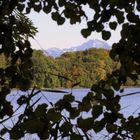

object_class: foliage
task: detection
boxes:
[0,48,117,88]
[0,0,140,140]
[56,48,114,88]
[26,49,140,88]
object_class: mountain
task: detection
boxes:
[45,47,62,57]
[46,39,110,57]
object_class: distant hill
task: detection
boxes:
[46,39,110,57]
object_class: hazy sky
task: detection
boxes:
[28,11,121,50]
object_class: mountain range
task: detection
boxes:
[45,39,110,57]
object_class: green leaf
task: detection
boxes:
[129,74,138,81]
[10,126,24,139]
[135,130,140,140]
[47,110,61,123]
[17,4,25,12]
[92,105,103,119]
[60,122,72,136]
[43,6,52,14]
[23,119,44,133]
[77,117,93,132]
[70,133,83,140]
[120,88,124,93]
[95,22,104,32]
[34,4,42,13]
[51,12,60,21]
[70,107,80,119]
[58,0,66,7]
[18,78,31,91]
[34,104,48,117]
[63,94,75,102]
[106,123,117,133]
[0,128,8,136]
[93,119,106,133]
[57,16,65,25]
[101,10,112,22]
[81,28,91,38]
[109,21,117,30]
[102,30,111,40]
[103,89,114,99]
[104,112,117,124]
[26,7,31,14]
[17,95,27,105]
[114,10,124,24]
[78,102,91,112]
[109,0,119,5]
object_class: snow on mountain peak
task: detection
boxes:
[45,39,110,57]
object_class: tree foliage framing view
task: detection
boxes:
[0,0,140,139]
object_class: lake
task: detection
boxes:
[8,88,140,116]
[3,88,140,139]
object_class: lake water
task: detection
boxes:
[3,88,140,139]
[8,88,140,116]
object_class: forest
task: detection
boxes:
[0,48,138,89]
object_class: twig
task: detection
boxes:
[40,90,54,107]
[132,105,140,115]
[121,91,140,97]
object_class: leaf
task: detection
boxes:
[93,119,106,133]
[129,74,138,81]
[34,4,42,13]
[70,107,80,119]
[57,16,65,25]
[77,117,93,132]
[51,12,60,21]
[103,89,114,99]
[101,10,112,22]
[135,130,140,140]
[47,110,61,123]
[35,103,48,116]
[102,30,111,40]
[81,28,91,38]
[114,10,125,24]
[109,21,117,30]
[120,88,124,93]
[0,128,8,136]
[17,4,25,12]
[78,101,91,112]
[60,122,72,136]
[17,95,27,105]
[18,78,31,91]
[10,126,24,139]
[23,119,44,134]
[106,123,117,133]
[70,133,83,140]
[92,105,103,120]
[63,94,75,102]
[43,6,52,14]
[104,112,117,124]
[95,22,104,32]
[58,0,66,7]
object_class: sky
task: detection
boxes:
[28,11,121,50]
